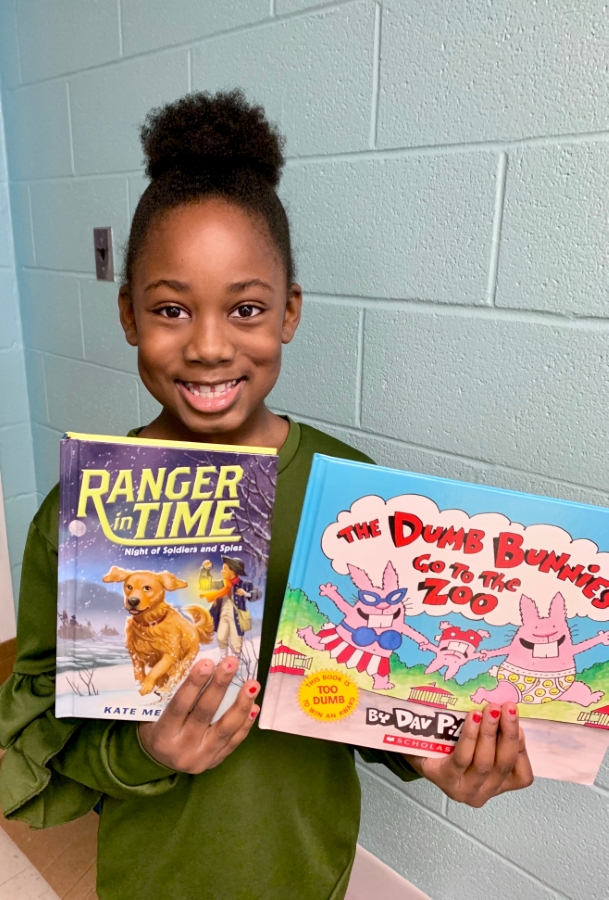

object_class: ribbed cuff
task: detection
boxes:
[108,723,177,785]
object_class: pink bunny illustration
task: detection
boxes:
[471,592,609,706]
[298,561,432,690]
[422,621,490,681]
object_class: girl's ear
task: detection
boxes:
[281,283,302,345]
[118,287,139,347]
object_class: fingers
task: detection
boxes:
[492,704,522,777]
[513,728,534,786]
[465,704,529,797]
[160,658,216,728]
[447,709,484,774]
[212,678,260,730]
[183,657,241,731]
[447,704,519,794]
[204,677,260,738]
[188,676,260,768]
[203,679,260,752]
[138,659,261,774]
[498,727,534,795]
[423,704,534,807]
[467,703,520,796]
[206,703,260,770]
[138,657,218,768]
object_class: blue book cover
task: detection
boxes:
[57,433,277,722]
[259,455,609,758]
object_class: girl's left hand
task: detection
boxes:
[404,702,534,807]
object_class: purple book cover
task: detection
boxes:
[57,433,277,722]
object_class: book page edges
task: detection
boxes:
[58,439,79,717]
[259,454,329,730]
[63,432,277,456]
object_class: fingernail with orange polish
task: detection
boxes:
[472,712,482,723]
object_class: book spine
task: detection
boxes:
[286,454,328,590]
[57,437,80,717]
[264,455,329,727]
[259,454,279,680]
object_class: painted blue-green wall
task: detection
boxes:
[1,2,608,898]
[0,88,36,596]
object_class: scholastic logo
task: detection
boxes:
[383,734,454,754]
[365,706,465,741]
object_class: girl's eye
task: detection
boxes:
[231,304,262,319]
[158,305,188,319]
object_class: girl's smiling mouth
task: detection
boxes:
[176,377,246,413]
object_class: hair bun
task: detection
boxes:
[140,89,285,187]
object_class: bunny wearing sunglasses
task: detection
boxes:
[298,562,434,691]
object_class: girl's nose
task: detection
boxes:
[184,319,236,366]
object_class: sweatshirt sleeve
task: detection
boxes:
[0,490,179,829]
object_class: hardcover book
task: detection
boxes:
[259,455,609,759]
[57,433,277,722]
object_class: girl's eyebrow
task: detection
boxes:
[144,278,189,293]
[144,278,272,293]
[228,279,273,293]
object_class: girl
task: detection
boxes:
[0,91,533,900]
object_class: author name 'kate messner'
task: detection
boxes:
[102,706,162,717]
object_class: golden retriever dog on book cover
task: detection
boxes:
[102,566,214,696]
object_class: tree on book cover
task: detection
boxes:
[260,455,609,758]
[57,434,277,722]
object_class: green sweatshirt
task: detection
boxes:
[0,420,419,900]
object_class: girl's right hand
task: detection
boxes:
[138,657,260,774]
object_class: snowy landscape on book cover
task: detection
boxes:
[57,435,277,722]
[260,455,609,759]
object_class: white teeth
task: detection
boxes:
[368,614,394,629]
[533,641,559,658]
[183,379,239,396]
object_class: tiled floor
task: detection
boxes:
[0,828,60,899]
[0,809,98,900]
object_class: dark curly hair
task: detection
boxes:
[123,89,295,286]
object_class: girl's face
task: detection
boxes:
[119,199,301,444]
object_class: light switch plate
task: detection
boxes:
[93,227,114,281]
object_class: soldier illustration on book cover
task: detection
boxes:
[56,436,277,721]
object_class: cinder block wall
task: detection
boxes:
[1,2,608,897]
[0,90,36,595]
